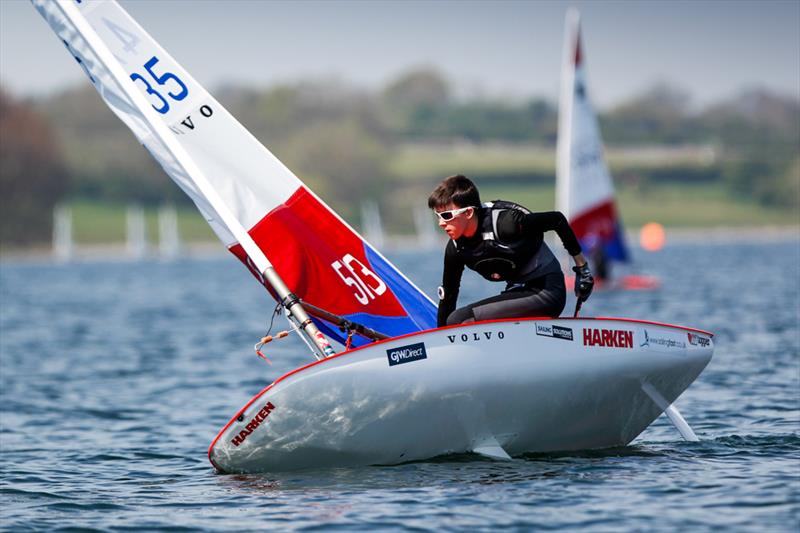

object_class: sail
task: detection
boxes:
[33,0,436,346]
[556,9,628,262]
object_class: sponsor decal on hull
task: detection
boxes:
[387,342,427,366]
[231,401,275,447]
[446,330,505,344]
[687,332,711,347]
[640,330,687,351]
[583,328,633,348]
[536,324,574,341]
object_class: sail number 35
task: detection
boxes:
[130,56,188,115]
[331,255,387,305]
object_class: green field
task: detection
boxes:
[58,139,796,244]
[479,183,798,228]
[389,143,717,181]
[62,182,798,246]
[69,202,214,244]
[390,144,555,179]
[389,143,797,229]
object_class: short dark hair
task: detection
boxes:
[427,175,481,209]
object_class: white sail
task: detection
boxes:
[52,203,73,261]
[158,204,180,259]
[556,8,628,261]
[360,200,385,250]
[125,204,147,259]
[413,205,438,249]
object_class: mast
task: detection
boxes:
[52,0,335,358]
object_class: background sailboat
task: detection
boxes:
[556,9,659,290]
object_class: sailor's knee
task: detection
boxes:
[547,290,567,318]
[447,308,474,325]
[445,312,461,326]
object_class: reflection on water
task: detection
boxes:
[1,240,798,531]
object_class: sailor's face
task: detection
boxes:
[435,203,473,240]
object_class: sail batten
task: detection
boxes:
[33,0,436,347]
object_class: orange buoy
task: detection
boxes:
[640,222,666,251]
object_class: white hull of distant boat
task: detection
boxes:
[209,317,713,473]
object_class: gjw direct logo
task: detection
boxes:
[387,342,427,366]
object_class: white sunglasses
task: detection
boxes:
[434,207,473,221]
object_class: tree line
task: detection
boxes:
[1,68,798,246]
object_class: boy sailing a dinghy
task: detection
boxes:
[429,175,594,327]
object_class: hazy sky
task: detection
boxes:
[1,0,798,109]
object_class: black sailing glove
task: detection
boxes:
[572,263,594,302]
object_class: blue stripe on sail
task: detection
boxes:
[605,220,629,262]
[579,220,629,263]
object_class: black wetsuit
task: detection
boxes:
[437,202,582,327]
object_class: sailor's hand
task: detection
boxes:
[572,263,594,301]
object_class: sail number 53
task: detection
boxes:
[331,255,387,305]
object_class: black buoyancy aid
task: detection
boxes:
[455,200,560,282]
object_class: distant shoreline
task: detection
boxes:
[1,225,798,264]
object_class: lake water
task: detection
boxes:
[1,238,798,531]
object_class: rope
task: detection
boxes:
[254,301,288,365]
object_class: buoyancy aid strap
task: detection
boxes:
[489,209,502,240]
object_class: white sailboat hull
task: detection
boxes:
[209,318,713,473]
